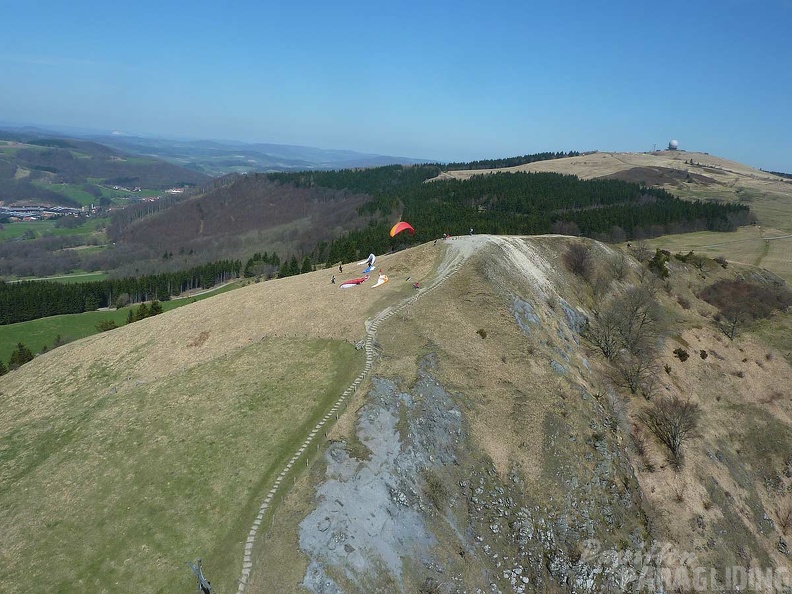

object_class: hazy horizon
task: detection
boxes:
[2,0,790,171]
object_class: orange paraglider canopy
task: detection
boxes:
[389,221,415,237]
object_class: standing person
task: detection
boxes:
[339,264,343,273]
[331,275,336,284]
[470,227,473,235]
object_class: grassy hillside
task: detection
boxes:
[639,225,792,283]
[0,245,435,593]
[3,236,790,593]
[0,132,209,207]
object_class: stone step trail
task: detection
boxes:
[236,249,468,592]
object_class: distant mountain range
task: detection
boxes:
[90,135,433,175]
[0,123,433,176]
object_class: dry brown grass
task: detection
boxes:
[379,254,545,481]
[631,320,792,570]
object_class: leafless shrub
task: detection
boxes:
[633,240,652,262]
[737,545,752,572]
[613,350,660,397]
[672,482,686,503]
[631,423,647,456]
[615,282,664,353]
[419,577,442,594]
[640,396,701,470]
[701,279,792,340]
[714,309,753,341]
[603,390,627,432]
[563,243,594,280]
[777,498,792,535]
[592,269,615,301]
[586,303,622,360]
[606,251,628,281]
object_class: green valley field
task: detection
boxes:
[0,281,239,362]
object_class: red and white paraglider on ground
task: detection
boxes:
[340,274,370,289]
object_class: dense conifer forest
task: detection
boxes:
[268,165,750,265]
[443,151,581,170]
[0,259,240,324]
[2,159,750,323]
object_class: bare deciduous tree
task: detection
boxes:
[701,278,792,340]
[777,498,792,536]
[587,304,622,360]
[586,277,665,378]
[633,240,652,262]
[612,349,660,397]
[640,397,701,470]
[606,250,629,281]
[715,308,752,341]
[563,242,593,280]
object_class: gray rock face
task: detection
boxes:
[558,298,587,336]
[298,351,649,593]
[511,297,541,334]
[299,356,463,592]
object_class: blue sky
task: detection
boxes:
[1,0,790,170]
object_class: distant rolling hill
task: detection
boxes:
[90,134,433,175]
[436,150,792,231]
[107,173,374,261]
[436,150,792,281]
[0,130,209,207]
